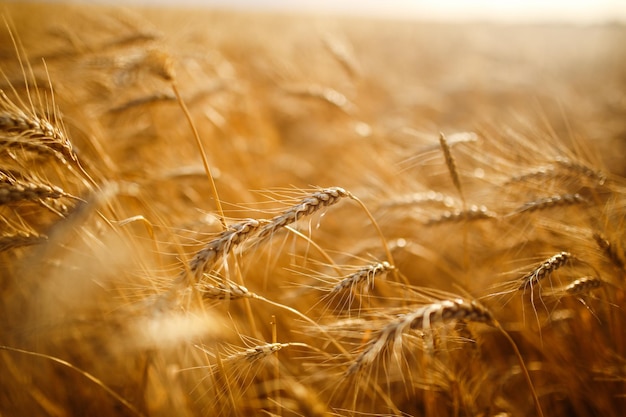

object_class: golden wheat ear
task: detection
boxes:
[346,297,493,375]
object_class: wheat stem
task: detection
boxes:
[171,79,226,230]
[0,345,145,417]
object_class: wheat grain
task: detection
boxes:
[347,298,492,374]
[0,230,47,251]
[38,198,72,216]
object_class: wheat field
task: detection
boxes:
[1,2,625,416]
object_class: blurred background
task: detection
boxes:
[46,0,626,24]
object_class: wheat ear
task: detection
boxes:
[346,298,544,417]
[0,178,67,205]
[380,191,458,209]
[511,193,587,215]
[347,298,492,374]
[518,251,573,291]
[202,342,310,367]
[256,187,350,241]
[504,165,556,185]
[184,218,262,283]
[330,261,394,294]
[0,90,77,163]
[424,205,497,226]
[439,132,465,204]
[563,276,604,295]
[255,187,396,281]
[593,232,625,270]
[554,156,607,185]
[197,279,259,301]
[0,230,46,251]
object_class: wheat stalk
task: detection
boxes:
[0,345,144,417]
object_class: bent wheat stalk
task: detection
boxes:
[165,57,226,229]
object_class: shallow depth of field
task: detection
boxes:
[1,2,625,416]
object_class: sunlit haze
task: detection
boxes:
[103,0,626,23]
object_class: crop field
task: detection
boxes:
[0,2,625,416]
